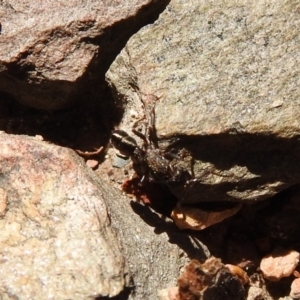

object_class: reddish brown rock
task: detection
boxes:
[0,0,167,110]
[0,133,125,299]
[176,257,245,300]
[0,133,205,300]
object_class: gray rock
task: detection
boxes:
[0,133,125,299]
[104,184,210,300]
[106,0,300,204]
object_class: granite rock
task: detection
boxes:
[0,133,210,300]
[0,133,125,299]
[106,0,300,204]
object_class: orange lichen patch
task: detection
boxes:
[171,204,242,230]
[225,264,249,285]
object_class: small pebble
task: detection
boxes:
[290,278,300,298]
[113,155,129,168]
[260,249,299,281]
[86,159,99,169]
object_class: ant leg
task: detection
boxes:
[142,94,157,126]
[132,92,161,148]
[132,94,157,147]
[145,98,159,149]
[132,115,148,143]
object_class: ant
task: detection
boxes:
[111,93,192,184]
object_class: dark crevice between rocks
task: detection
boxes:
[126,181,300,298]
[130,200,210,261]
[144,133,300,298]
[197,184,300,299]
[119,134,300,298]
[195,184,300,253]
[162,133,300,204]
[183,133,300,176]
[0,0,171,155]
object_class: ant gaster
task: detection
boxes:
[111,93,191,184]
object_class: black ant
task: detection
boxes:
[111,93,192,184]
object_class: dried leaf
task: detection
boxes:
[171,203,242,230]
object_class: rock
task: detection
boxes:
[0,133,211,300]
[106,0,300,205]
[248,273,273,300]
[247,286,272,300]
[0,188,8,216]
[260,249,299,281]
[171,203,241,230]
[158,287,178,300]
[86,159,99,169]
[103,181,211,300]
[176,257,246,300]
[0,0,169,110]
[158,263,249,300]
[0,133,125,299]
[290,277,300,299]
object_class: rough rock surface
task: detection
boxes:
[106,0,300,204]
[0,133,125,299]
[0,0,169,110]
[103,179,211,300]
[247,273,273,300]
[0,133,211,300]
[176,258,246,300]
